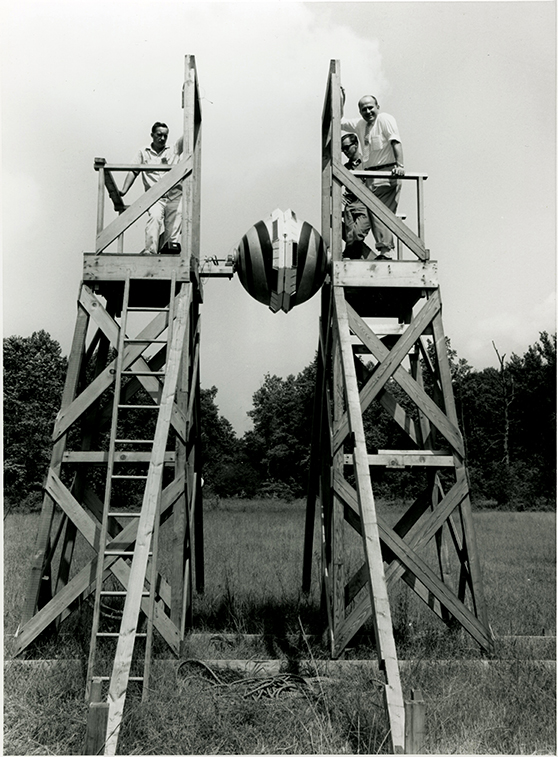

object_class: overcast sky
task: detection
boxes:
[2,0,555,433]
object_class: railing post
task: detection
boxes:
[416,177,426,248]
[94,158,106,239]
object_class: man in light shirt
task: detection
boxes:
[341,94,405,259]
[120,122,183,254]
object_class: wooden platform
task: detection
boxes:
[83,252,191,282]
[334,260,438,318]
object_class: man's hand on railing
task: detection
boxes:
[392,164,405,178]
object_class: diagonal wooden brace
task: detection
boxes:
[96,156,193,254]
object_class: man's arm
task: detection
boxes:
[391,140,405,176]
[120,170,139,196]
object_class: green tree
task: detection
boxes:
[243,360,316,498]
[200,386,258,497]
[4,331,67,503]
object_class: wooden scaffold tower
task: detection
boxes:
[13,56,225,755]
[302,60,493,752]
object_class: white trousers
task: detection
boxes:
[145,195,182,253]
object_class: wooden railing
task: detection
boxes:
[323,60,430,262]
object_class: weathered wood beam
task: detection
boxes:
[333,260,438,289]
[343,452,454,468]
[83,254,191,282]
[333,287,405,752]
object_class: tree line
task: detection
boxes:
[4,329,556,510]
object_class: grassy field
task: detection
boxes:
[4,499,556,754]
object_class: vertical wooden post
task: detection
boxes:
[84,678,109,756]
[404,689,425,754]
[332,325,345,649]
[416,177,425,248]
[182,54,202,277]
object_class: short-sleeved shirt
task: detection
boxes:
[133,141,182,199]
[341,113,401,169]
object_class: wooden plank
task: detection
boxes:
[333,159,427,261]
[453,467,490,632]
[62,451,176,464]
[334,260,438,289]
[83,253,191,282]
[84,697,109,756]
[332,332,346,639]
[330,63,343,264]
[431,308,460,427]
[343,453,454,468]
[95,156,193,253]
[302,340,323,593]
[404,689,426,754]
[172,280,189,629]
[181,55,199,272]
[333,287,405,753]
[376,386,421,446]
[105,285,190,755]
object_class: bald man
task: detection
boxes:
[341,95,404,259]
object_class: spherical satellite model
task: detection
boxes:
[234,208,327,313]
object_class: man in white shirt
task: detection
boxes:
[341,95,405,259]
[120,122,183,254]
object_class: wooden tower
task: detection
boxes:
[302,60,493,752]
[12,56,227,755]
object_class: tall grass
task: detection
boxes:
[4,499,556,754]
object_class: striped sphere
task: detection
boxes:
[235,209,327,313]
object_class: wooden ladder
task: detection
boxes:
[85,274,188,755]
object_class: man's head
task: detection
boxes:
[341,133,359,160]
[151,122,169,152]
[358,96,380,125]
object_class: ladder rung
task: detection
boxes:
[97,632,148,638]
[125,338,167,344]
[115,439,153,444]
[127,307,169,312]
[118,404,160,410]
[108,512,141,517]
[122,370,165,376]
[111,474,149,480]
[104,550,153,556]
[95,676,145,681]
[100,591,150,596]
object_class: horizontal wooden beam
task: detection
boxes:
[62,451,176,464]
[95,162,174,173]
[352,170,428,181]
[83,253,191,282]
[334,260,438,289]
[343,452,454,468]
